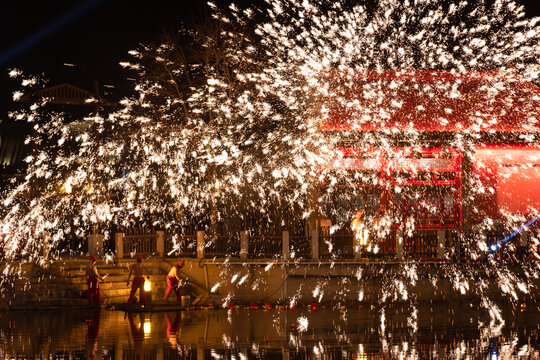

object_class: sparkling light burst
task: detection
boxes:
[0,0,539,332]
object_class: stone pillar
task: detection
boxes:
[156,230,165,257]
[197,348,205,360]
[396,231,404,261]
[282,231,290,260]
[114,343,122,360]
[282,349,290,360]
[88,234,104,257]
[197,231,205,259]
[520,229,529,247]
[282,231,289,302]
[311,230,319,260]
[437,230,446,259]
[240,231,249,259]
[115,232,124,259]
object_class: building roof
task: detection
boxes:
[319,69,540,133]
[18,83,115,107]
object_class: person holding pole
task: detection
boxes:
[127,256,151,305]
[163,260,184,303]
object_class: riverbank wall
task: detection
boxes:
[0,258,538,310]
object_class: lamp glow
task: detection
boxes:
[144,279,151,291]
[143,321,151,335]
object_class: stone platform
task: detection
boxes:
[1,257,539,310]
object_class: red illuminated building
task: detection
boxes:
[317,69,540,259]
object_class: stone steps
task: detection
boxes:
[2,259,173,308]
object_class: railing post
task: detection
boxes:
[197,348,204,360]
[156,231,165,257]
[88,234,104,257]
[282,231,290,260]
[240,231,249,259]
[354,236,362,260]
[396,230,404,261]
[520,229,529,259]
[520,229,529,246]
[437,230,446,259]
[197,230,205,259]
[311,230,319,260]
[115,232,124,259]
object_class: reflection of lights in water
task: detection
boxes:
[143,321,151,335]
[491,352,498,360]
[144,279,151,292]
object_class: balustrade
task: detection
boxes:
[205,234,240,257]
[100,227,479,263]
[164,233,197,258]
[249,235,282,258]
[123,234,157,257]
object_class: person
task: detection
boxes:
[165,311,185,354]
[85,309,101,360]
[127,256,151,305]
[127,312,145,358]
[163,260,184,303]
[86,255,103,306]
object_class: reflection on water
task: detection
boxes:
[0,303,539,359]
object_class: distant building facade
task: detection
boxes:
[317,69,540,259]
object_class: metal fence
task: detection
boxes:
[123,234,157,256]
[249,235,282,258]
[102,226,534,263]
[164,233,197,258]
[206,234,240,257]
[319,232,354,259]
[403,231,438,258]
[289,235,310,259]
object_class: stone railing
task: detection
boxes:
[82,228,486,262]
[164,233,197,258]
[114,231,164,259]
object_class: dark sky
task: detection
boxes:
[1,0,539,121]
[0,0,214,119]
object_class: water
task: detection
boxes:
[0,303,539,359]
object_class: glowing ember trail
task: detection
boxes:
[0,0,539,342]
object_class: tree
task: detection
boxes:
[0,6,323,260]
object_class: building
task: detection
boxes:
[317,69,540,260]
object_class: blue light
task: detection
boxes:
[499,214,540,245]
[0,0,103,65]
[487,214,540,253]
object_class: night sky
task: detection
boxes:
[0,0,214,119]
[1,0,539,121]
